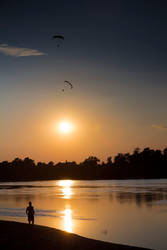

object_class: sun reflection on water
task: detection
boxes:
[64,207,72,232]
[58,180,73,199]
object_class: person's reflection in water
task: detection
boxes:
[26,201,35,225]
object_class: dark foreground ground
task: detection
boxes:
[0,221,152,250]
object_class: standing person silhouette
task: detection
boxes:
[26,201,35,225]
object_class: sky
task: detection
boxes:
[1,0,167,163]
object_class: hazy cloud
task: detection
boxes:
[0,44,46,57]
[152,124,167,130]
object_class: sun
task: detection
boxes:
[52,120,75,135]
[59,121,72,133]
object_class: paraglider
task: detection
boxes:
[62,80,74,92]
[64,80,73,89]
[52,35,64,47]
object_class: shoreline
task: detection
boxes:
[0,177,166,183]
[0,220,152,250]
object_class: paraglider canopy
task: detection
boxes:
[64,80,73,89]
[52,35,64,47]
[52,35,64,40]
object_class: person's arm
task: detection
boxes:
[26,207,28,214]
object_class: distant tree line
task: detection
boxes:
[0,147,167,181]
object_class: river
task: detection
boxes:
[0,179,166,250]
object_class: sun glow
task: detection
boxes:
[59,121,72,133]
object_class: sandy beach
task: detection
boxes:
[0,221,152,250]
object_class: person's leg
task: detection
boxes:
[28,215,31,224]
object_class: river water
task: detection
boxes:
[0,179,166,250]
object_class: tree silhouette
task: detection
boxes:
[81,156,100,167]
[48,161,54,167]
[106,156,112,166]
[12,158,23,168]
[114,153,129,167]
[23,157,35,168]
[0,147,167,181]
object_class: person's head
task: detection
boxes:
[29,201,32,206]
